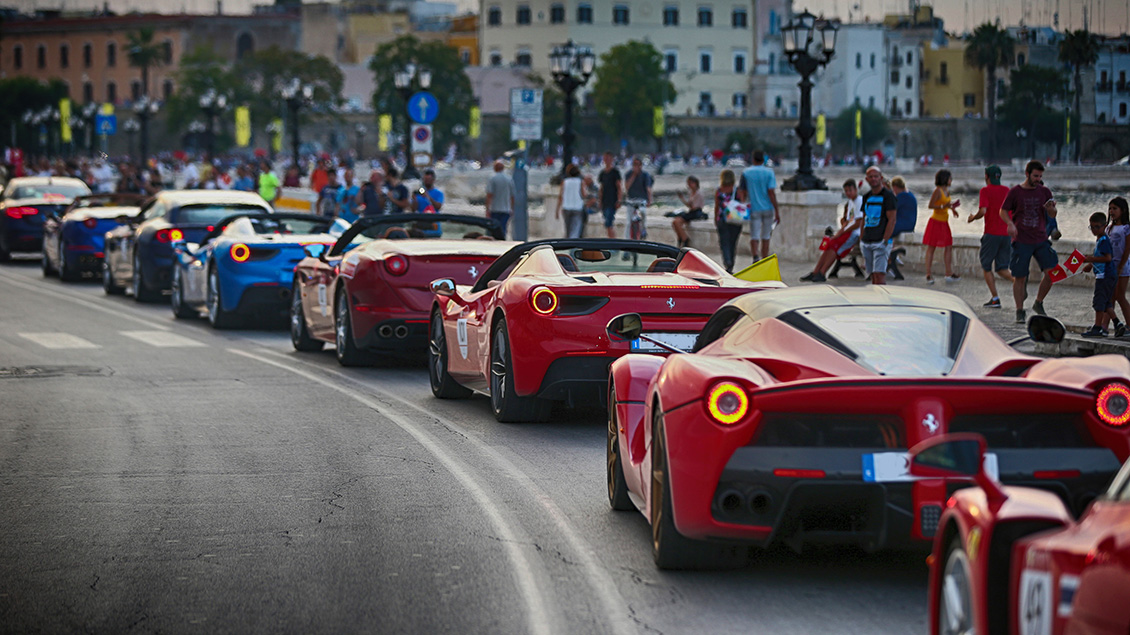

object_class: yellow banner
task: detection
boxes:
[100,103,114,115]
[235,106,251,147]
[469,106,481,139]
[653,107,664,138]
[1065,114,1071,145]
[270,118,283,153]
[854,109,862,140]
[518,139,526,150]
[378,114,392,151]
[59,98,72,143]
[815,113,826,146]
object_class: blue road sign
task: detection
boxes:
[95,114,117,135]
[407,91,439,124]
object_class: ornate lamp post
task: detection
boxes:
[123,118,140,159]
[780,10,838,191]
[80,102,98,157]
[279,79,314,173]
[198,89,229,160]
[132,96,160,164]
[187,121,206,153]
[394,64,431,178]
[46,107,61,156]
[354,123,367,159]
[667,124,681,157]
[899,128,911,159]
[549,40,596,173]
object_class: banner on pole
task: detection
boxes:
[854,109,862,140]
[653,107,664,138]
[816,113,826,146]
[235,106,251,147]
[270,118,283,153]
[378,114,392,151]
[469,106,481,139]
[59,98,72,143]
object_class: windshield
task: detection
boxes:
[342,217,498,250]
[10,183,91,200]
[176,204,268,225]
[224,216,332,236]
[549,246,675,274]
[795,307,961,376]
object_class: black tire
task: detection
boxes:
[429,308,472,399]
[608,380,634,511]
[0,242,10,263]
[132,251,161,302]
[102,260,124,295]
[937,534,975,635]
[206,265,239,329]
[334,287,372,366]
[489,320,551,423]
[651,412,748,570]
[41,246,56,277]
[57,243,78,282]
[289,279,324,352]
[170,266,196,319]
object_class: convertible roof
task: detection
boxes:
[731,285,973,322]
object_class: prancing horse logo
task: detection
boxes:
[468,265,478,278]
[921,413,939,433]
[667,297,675,309]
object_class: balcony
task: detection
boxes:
[1097,81,1113,93]
[1118,81,1129,93]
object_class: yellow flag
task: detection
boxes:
[1065,114,1071,145]
[270,117,283,153]
[815,113,826,145]
[854,108,862,140]
[235,107,251,147]
[100,103,114,115]
[378,114,392,151]
[59,98,72,143]
[653,107,664,138]
[469,106,481,139]
[518,139,526,150]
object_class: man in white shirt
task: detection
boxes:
[800,178,864,282]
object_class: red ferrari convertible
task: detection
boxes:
[605,285,1130,569]
[428,239,783,422]
[915,434,1130,635]
[290,213,514,365]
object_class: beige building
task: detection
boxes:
[920,41,984,118]
[479,0,757,117]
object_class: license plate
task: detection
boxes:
[862,452,999,482]
[630,332,698,353]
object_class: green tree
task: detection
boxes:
[239,46,344,129]
[831,107,888,152]
[126,27,165,99]
[965,23,1014,160]
[0,77,68,149]
[1059,29,1100,162]
[165,47,246,148]
[590,41,675,147]
[368,35,473,153]
[998,65,1068,158]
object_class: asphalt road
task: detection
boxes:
[0,260,927,635]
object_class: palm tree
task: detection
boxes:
[1059,29,1100,163]
[965,23,1014,160]
[126,28,164,100]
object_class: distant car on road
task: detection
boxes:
[42,193,144,281]
[0,176,91,261]
[102,190,273,301]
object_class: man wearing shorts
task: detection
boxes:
[738,150,780,261]
[800,178,863,282]
[1000,160,1058,324]
[859,166,897,285]
[966,164,1012,308]
[597,152,622,238]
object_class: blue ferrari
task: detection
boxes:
[170,212,338,328]
[42,193,146,281]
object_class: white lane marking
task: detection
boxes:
[228,348,556,635]
[247,348,635,635]
[120,331,207,348]
[18,332,100,349]
[0,271,170,331]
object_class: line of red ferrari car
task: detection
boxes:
[6,178,1130,635]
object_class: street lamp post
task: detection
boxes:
[188,121,206,153]
[132,96,160,165]
[393,64,432,178]
[450,123,466,159]
[198,89,228,160]
[81,103,98,158]
[46,107,61,156]
[265,120,284,162]
[354,123,367,159]
[780,10,838,191]
[667,124,681,157]
[123,118,140,159]
[549,40,596,173]
[899,128,911,159]
[280,79,314,174]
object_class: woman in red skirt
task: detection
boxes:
[923,169,961,283]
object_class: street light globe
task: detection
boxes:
[419,69,432,89]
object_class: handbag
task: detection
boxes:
[722,198,750,226]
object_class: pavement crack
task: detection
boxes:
[88,574,99,591]
[627,605,664,635]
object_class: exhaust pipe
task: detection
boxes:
[378,325,393,338]
[749,491,773,516]
[394,325,409,339]
[718,490,746,514]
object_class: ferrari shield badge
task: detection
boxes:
[456,318,468,359]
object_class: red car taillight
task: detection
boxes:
[5,206,37,219]
[231,243,251,263]
[384,254,408,276]
[705,381,748,425]
[530,286,558,315]
[1096,383,1130,427]
[83,218,98,229]
[155,228,184,243]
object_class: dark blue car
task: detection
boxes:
[42,193,145,281]
[0,177,91,261]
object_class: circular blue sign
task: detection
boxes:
[414,126,431,142]
[407,91,439,124]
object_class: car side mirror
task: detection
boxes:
[1027,315,1066,344]
[303,243,327,259]
[114,214,132,225]
[909,433,1007,504]
[606,313,643,342]
[430,278,466,304]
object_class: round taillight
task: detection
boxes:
[83,218,98,229]
[706,381,749,425]
[1097,383,1130,427]
[231,243,251,263]
[530,287,558,315]
[384,254,409,276]
[169,229,184,242]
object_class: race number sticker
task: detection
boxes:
[1018,569,1052,635]
[456,318,468,359]
[317,283,328,317]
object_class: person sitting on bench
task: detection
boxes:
[801,179,864,283]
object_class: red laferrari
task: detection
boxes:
[605,285,1130,569]
[428,239,783,422]
[290,213,514,365]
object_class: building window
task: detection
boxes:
[775,95,783,109]
[460,48,471,64]
[733,93,747,109]
[868,96,875,108]
[515,49,532,66]
[698,92,714,115]
[905,75,912,89]
[1121,71,1127,85]
[663,5,679,26]
[83,82,94,102]
[1121,103,1127,118]
[37,45,46,69]
[732,8,748,28]
[906,52,912,65]
[891,70,899,84]
[870,53,875,68]
[550,3,565,23]
[163,80,174,99]
[769,10,779,34]
[577,3,593,23]
[60,44,69,68]
[13,45,22,69]
[516,5,531,24]
[768,52,776,74]
[698,7,713,27]
[733,52,746,74]
[131,80,142,101]
[236,33,253,60]
[613,4,629,25]
[83,43,92,68]
[905,99,913,114]
[663,49,678,73]
[489,50,502,66]
[890,97,898,115]
[487,5,501,25]
[1017,52,1026,66]
[963,93,975,107]
[700,50,712,73]
[892,45,899,60]
[162,40,173,64]
[855,53,861,69]
[107,42,116,67]
[107,81,117,103]
[939,62,948,84]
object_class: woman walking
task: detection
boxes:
[556,164,586,238]
[714,169,742,273]
[923,169,961,283]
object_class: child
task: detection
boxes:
[923,169,960,283]
[1082,211,1117,337]
[1108,197,1130,335]
[670,176,706,248]
[800,178,863,282]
